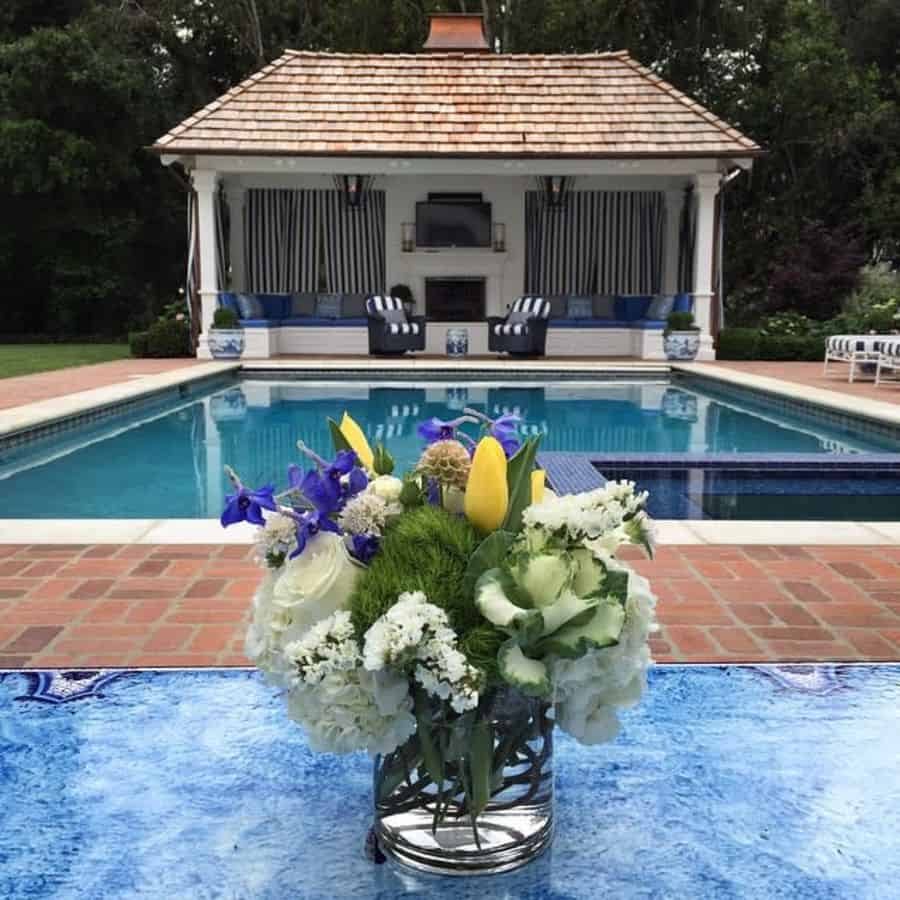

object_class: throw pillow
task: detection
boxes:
[236,293,264,319]
[315,294,343,319]
[340,293,368,318]
[381,307,407,327]
[591,294,615,319]
[673,293,693,313]
[615,295,652,322]
[566,296,593,319]
[290,293,316,317]
[548,295,567,319]
[646,294,675,321]
[507,308,531,326]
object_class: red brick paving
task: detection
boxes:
[0,543,897,668]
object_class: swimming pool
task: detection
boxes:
[0,375,898,518]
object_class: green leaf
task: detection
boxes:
[501,436,542,534]
[497,638,552,697]
[413,689,444,789]
[536,598,625,660]
[328,417,353,454]
[372,443,395,476]
[463,530,516,597]
[469,720,494,820]
[399,475,425,507]
[603,569,630,603]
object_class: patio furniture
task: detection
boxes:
[365,295,426,355]
[488,296,551,357]
[823,335,890,382]
[875,338,900,386]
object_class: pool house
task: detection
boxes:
[153,13,761,361]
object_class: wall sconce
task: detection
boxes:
[493,222,506,253]
[538,175,571,208]
[334,174,373,208]
[401,222,415,252]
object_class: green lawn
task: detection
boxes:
[0,343,130,379]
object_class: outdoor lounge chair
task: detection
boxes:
[823,335,890,382]
[365,295,426,355]
[875,337,900,386]
[488,296,551,357]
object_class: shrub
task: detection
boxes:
[129,330,150,357]
[213,307,239,329]
[389,283,414,304]
[757,334,823,362]
[140,318,191,358]
[716,327,759,360]
[760,311,820,337]
[666,311,697,332]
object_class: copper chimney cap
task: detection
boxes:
[422,13,490,53]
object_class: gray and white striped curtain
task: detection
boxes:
[244,189,320,293]
[524,191,598,295]
[215,187,227,289]
[185,188,227,296]
[677,187,695,294]
[525,191,665,296]
[320,190,386,294]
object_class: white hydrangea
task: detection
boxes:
[367,474,404,504]
[253,512,297,566]
[338,491,401,536]
[552,567,658,745]
[281,610,416,755]
[363,591,481,713]
[523,480,650,551]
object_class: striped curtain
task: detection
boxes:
[595,192,665,294]
[677,186,696,293]
[525,191,665,295]
[321,190,386,294]
[244,189,320,293]
[215,187,227,289]
[524,191,598,295]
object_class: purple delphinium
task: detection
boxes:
[416,414,480,446]
[290,509,340,558]
[348,533,380,564]
[221,484,277,528]
[490,413,522,457]
[289,448,368,516]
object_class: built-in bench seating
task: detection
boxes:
[545,292,693,330]
[218,292,370,328]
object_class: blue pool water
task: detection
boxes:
[0,377,897,518]
[1,665,898,899]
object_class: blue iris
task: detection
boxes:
[220,485,277,528]
[348,533,380,564]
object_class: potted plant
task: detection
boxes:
[389,283,416,319]
[663,311,701,361]
[208,306,245,359]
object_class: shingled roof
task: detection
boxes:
[154,50,760,159]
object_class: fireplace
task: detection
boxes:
[425,277,486,322]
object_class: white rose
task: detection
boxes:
[272,532,360,639]
[368,475,403,503]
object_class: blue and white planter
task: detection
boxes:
[208,328,245,360]
[446,327,469,358]
[663,330,701,361]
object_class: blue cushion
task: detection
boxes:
[614,295,652,321]
[673,293,693,313]
[315,294,343,318]
[591,295,615,319]
[290,293,317,317]
[632,319,666,330]
[645,294,675,321]
[282,316,367,327]
[549,318,631,329]
[239,318,281,328]
[340,293,368,318]
[567,296,593,319]
[236,293,264,319]
[260,294,292,319]
[218,293,241,315]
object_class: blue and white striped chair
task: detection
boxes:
[365,295,426,355]
[824,334,888,382]
[488,296,551,356]
[875,337,900,386]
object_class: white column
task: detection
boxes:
[226,183,245,292]
[662,188,683,296]
[692,172,720,361]
[193,169,219,359]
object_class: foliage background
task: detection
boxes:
[0,0,897,338]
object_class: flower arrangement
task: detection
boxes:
[222,408,658,872]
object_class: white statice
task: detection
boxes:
[281,610,416,755]
[363,591,481,713]
[523,480,650,552]
[338,491,401,537]
[244,532,360,686]
[552,567,658,745]
[253,512,298,566]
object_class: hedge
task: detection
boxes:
[129,319,192,358]
[716,328,824,362]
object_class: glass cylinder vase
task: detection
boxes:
[373,686,554,875]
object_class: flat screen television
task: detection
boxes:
[416,201,492,248]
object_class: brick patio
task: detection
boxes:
[0,543,897,669]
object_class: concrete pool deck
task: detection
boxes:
[0,356,897,670]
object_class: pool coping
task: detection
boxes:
[0,517,896,545]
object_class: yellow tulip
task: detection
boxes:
[531,469,546,505]
[464,437,508,532]
[340,412,374,471]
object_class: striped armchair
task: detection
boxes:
[365,295,426,355]
[488,296,551,356]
